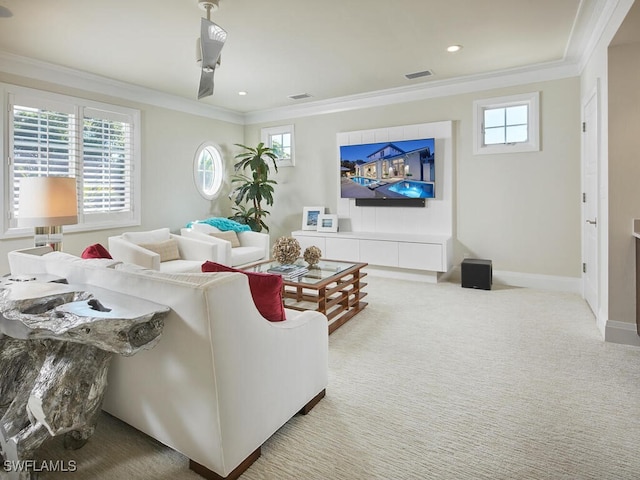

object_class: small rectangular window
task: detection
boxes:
[473,92,539,155]
[261,124,295,167]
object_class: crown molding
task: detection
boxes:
[564,0,605,63]
[244,60,581,125]
[0,49,582,127]
[575,0,633,73]
[0,51,245,125]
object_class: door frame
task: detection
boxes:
[581,82,600,318]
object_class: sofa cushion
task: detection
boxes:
[81,243,113,259]
[44,251,121,268]
[209,231,240,248]
[159,259,204,274]
[230,247,267,267]
[201,261,285,322]
[139,238,181,262]
[122,228,170,245]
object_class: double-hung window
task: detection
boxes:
[3,85,141,236]
[473,92,540,155]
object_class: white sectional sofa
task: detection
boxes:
[8,247,329,480]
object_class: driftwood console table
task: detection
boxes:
[0,281,169,480]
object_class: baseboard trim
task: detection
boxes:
[602,319,640,346]
[364,266,440,283]
[447,266,581,293]
[365,265,581,291]
[492,270,582,293]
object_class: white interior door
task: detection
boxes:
[582,86,599,315]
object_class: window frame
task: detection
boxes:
[473,92,540,155]
[1,84,141,238]
[261,124,295,167]
[193,141,224,200]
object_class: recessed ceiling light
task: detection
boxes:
[447,45,463,53]
[238,91,248,96]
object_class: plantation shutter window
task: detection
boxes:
[3,85,141,235]
[82,107,134,222]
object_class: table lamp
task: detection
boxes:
[17,176,78,251]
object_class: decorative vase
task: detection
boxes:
[272,236,301,264]
[303,246,322,267]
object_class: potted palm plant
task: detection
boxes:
[228,142,278,232]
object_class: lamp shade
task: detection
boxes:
[17,176,78,227]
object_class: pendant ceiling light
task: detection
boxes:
[196,0,227,100]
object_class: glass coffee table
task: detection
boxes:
[244,259,368,334]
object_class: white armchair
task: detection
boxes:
[108,227,217,273]
[181,223,269,267]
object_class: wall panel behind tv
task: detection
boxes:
[336,121,453,237]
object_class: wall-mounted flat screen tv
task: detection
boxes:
[340,138,435,206]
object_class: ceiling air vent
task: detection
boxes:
[288,93,312,100]
[404,70,433,80]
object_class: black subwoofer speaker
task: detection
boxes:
[461,258,492,290]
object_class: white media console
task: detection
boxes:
[292,230,452,277]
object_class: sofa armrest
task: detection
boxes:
[180,229,231,265]
[8,247,54,275]
[237,231,270,254]
[172,234,218,262]
[108,236,160,270]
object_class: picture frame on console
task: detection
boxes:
[316,214,338,233]
[302,206,325,230]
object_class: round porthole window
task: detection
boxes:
[193,142,223,200]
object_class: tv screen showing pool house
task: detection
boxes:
[340,138,436,199]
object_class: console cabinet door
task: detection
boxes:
[398,242,443,272]
[294,234,325,253]
[325,238,359,261]
[360,240,398,267]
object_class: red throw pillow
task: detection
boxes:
[81,243,113,259]
[201,261,285,322]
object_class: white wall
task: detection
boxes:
[608,41,640,328]
[0,72,244,273]
[245,77,582,280]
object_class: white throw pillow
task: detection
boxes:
[209,231,240,248]
[138,238,181,262]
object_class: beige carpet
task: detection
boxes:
[34,277,640,479]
